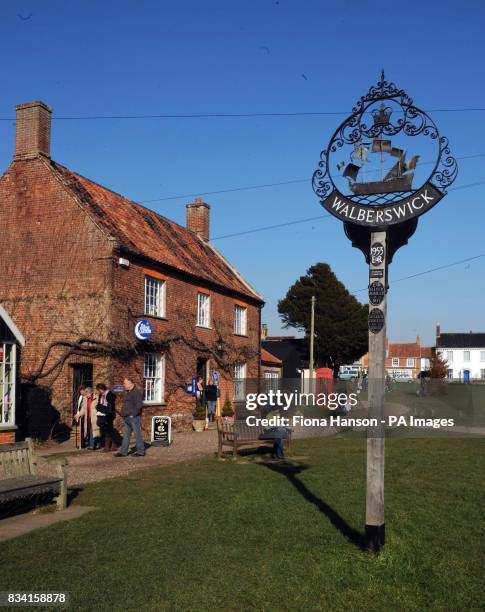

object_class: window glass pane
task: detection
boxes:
[197,293,210,327]
[143,353,164,403]
[233,363,246,400]
[234,306,247,335]
[464,351,470,362]
[145,276,165,317]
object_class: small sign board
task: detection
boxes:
[191,377,197,396]
[213,370,219,385]
[369,269,384,279]
[113,384,124,393]
[368,308,385,334]
[369,281,385,306]
[151,416,172,446]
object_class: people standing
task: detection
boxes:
[74,385,87,448]
[75,386,101,450]
[205,376,218,422]
[114,377,145,457]
[96,383,117,452]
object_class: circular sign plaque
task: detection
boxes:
[369,281,385,305]
[368,308,385,334]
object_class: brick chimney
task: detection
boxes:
[186,197,210,241]
[14,101,52,160]
[436,322,441,343]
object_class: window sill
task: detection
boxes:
[196,324,212,330]
[234,333,248,338]
[143,315,168,321]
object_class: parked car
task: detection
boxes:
[338,366,360,380]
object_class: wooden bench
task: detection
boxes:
[0,438,67,511]
[217,420,291,460]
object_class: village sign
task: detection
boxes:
[311,71,457,554]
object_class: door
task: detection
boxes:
[196,358,208,383]
[463,370,470,383]
[71,364,93,415]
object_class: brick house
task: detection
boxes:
[361,337,432,380]
[0,101,263,441]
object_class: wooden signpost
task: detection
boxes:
[312,71,457,553]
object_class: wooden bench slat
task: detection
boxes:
[0,475,62,495]
[0,439,67,511]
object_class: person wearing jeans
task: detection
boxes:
[115,378,145,457]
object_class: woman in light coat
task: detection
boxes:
[75,387,101,450]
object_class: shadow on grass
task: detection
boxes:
[258,460,366,551]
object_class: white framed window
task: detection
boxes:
[143,353,164,403]
[197,293,211,328]
[0,343,16,427]
[464,351,470,362]
[446,351,453,363]
[481,369,485,380]
[406,358,415,367]
[392,358,399,367]
[234,305,247,335]
[144,276,166,318]
[264,370,279,392]
[234,363,247,401]
[447,369,453,380]
[480,351,485,362]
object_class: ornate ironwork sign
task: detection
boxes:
[368,308,385,334]
[369,281,385,305]
[312,71,457,228]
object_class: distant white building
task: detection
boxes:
[435,324,485,382]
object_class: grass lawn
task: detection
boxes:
[0,437,484,611]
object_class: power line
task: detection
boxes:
[3,108,485,122]
[352,252,485,294]
[140,152,485,204]
[211,179,485,241]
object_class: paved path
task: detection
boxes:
[0,506,96,542]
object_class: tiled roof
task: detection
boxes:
[420,346,433,358]
[48,160,262,302]
[388,342,420,358]
[261,348,283,366]
[437,333,485,348]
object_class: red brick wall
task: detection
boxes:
[0,157,262,437]
[0,157,114,424]
[0,430,15,444]
[110,258,261,432]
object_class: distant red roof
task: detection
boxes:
[261,348,283,366]
[388,342,420,358]
[48,160,262,303]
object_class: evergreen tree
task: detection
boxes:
[278,263,368,370]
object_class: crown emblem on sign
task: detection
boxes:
[372,103,392,126]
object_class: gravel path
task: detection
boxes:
[48,431,219,487]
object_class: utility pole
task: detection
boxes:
[366,231,387,553]
[309,295,316,392]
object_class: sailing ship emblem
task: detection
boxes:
[338,104,420,196]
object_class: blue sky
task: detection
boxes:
[1,0,484,345]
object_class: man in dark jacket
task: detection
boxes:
[96,383,117,452]
[114,378,145,457]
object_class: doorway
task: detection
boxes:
[71,363,93,416]
[196,358,208,383]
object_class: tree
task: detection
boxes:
[278,263,368,370]
[429,350,448,379]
